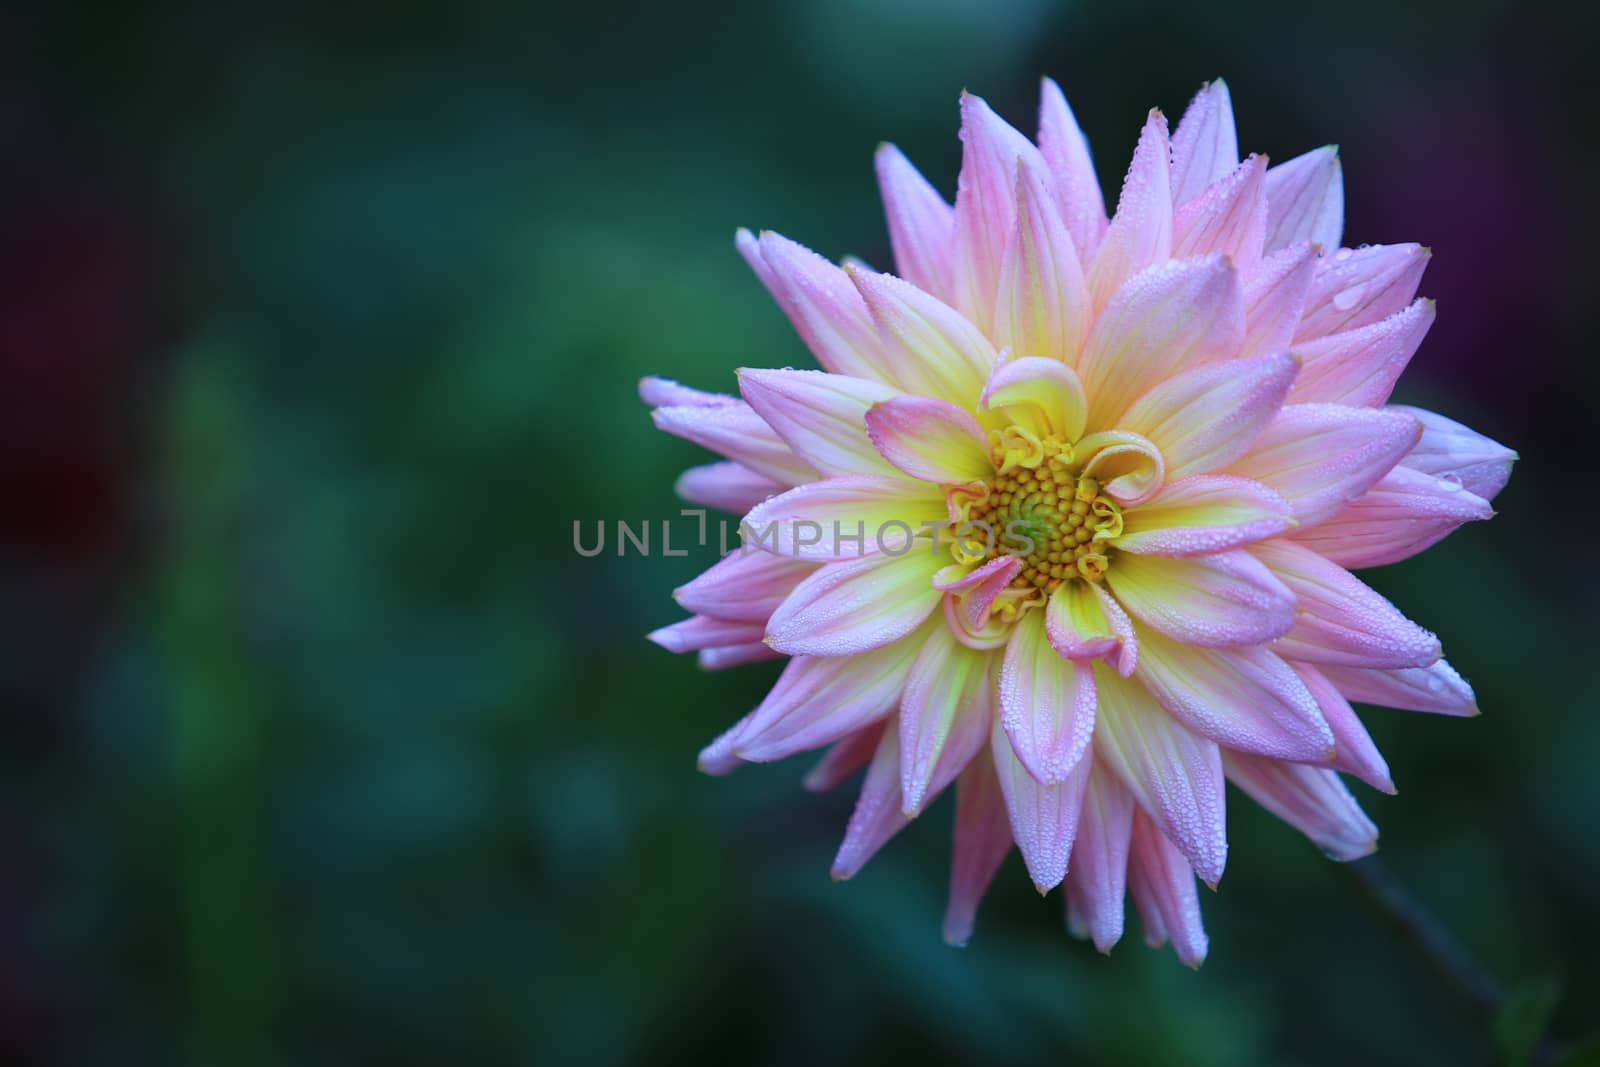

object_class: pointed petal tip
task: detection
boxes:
[942,931,972,949]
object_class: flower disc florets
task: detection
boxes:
[953,430,1121,590]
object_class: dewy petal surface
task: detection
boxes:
[1114,475,1294,557]
[865,396,994,484]
[1263,146,1343,252]
[1105,549,1297,649]
[1392,405,1517,501]
[1038,77,1108,260]
[742,476,945,560]
[1093,665,1228,886]
[992,717,1092,892]
[1287,465,1493,568]
[1088,110,1173,308]
[876,142,957,302]
[1065,768,1135,952]
[744,229,893,383]
[1169,80,1240,206]
[1118,350,1298,480]
[1229,404,1421,526]
[737,368,901,477]
[995,155,1092,362]
[1133,630,1335,762]
[1078,254,1244,428]
[999,610,1097,785]
[765,551,943,656]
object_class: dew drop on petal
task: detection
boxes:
[1437,473,1463,492]
[1331,284,1365,311]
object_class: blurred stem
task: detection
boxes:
[161,337,274,1067]
[1343,855,1503,1013]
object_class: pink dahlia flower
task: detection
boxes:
[643,79,1514,963]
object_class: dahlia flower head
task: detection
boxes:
[643,79,1514,963]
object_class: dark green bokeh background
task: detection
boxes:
[4,1,1597,1064]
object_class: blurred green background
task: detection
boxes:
[4,1,1597,1064]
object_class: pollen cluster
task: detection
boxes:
[951,428,1122,595]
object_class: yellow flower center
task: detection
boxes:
[949,428,1123,596]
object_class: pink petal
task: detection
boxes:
[865,396,994,484]
[1252,539,1440,669]
[1064,767,1135,952]
[674,549,818,623]
[935,554,1023,632]
[674,461,787,513]
[735,630,927,761]
[742,229,892,383]
[875,143,956,302]
[851,267,996,405]
[943,754,1015,946]
[1132,633,1334,763]
[979,354,1089,442]
[742,475,947,560]
[802,722,887,793]
[1296,243,1430,342]
[991,717,1093,892]
[831,727,907,879]
[1093,665,1228,885]
[1113,474,1294,557]
[952,92,1048,333]
[1105,549,1297,648]
[1038,77,1108,263]
[1088,110,1173,308]
[999,610,1097,784]
[736,368,900,477]
[1293,662,1395,793]
[1046,580,1138,676]
[698,642,783,671]
[1222,752,1378,861]
[764,550,943,656]
[833,686,988,880]
[1118,350,1299,480]
[1078,254,1245,428]
[1128,810,1209,966]
[1238,241,1318,358]
[638,375,740,409]
[652,401,816,486]
[1076,429,1166,507]
[900,624,995,814]
[994,155,1092,362]
[647,615,767,654]
[1169,80,1240,206]
[1318,660,1479,717]
[1263,146,1343,253]
[1392,405,1517,502]
[1286,465,1493,568]
[1229,403,1421,527]
[1172,154,1266,270]
[1291,299,1435,408]
[698,713,754,776]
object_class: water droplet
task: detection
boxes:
[1437,473,1463,492]
[1331,284,1365,311]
